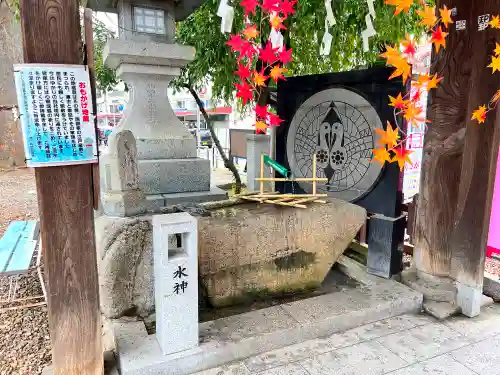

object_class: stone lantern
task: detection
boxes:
[87,0,227,216]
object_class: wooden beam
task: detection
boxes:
[19,1,103,374]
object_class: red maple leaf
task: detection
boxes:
[227,35,256,61]
[262,0,281,13]
[430,26,448,52]
[240,41,257,61]
[235,81,254,105]
[226,34,245,52]
[255,105,269,119]
[392,146,413,171]
[268,113,284,127]
[401,35,417,56]
[278,47,293,65]
[240,0,259,16]
[235,62,252,80]
[280,0,297,18]
[259,43,279,64]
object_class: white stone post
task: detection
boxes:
[246,134,271,192]
[153,212,198,355]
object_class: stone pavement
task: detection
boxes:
[193,303,500,375]
[211,167,247,188]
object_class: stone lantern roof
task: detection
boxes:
[85,0,206,21]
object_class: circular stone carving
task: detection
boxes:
[286,88,384,202]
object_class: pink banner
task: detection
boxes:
[487,147,500,257]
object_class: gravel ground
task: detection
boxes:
[485,256,500,278]
[0,168,50,375]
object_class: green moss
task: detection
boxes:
[214,281,321,307]
[273,250,316,271]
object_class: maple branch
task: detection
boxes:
[184,84,243,194]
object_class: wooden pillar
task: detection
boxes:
[415,0,500,316]
[19,1,103,374]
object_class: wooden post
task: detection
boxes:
[19,1,103,374]
[415,0,500,316]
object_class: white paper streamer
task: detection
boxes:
[361,13,376,52]
[218,1,234,34]
[320,20,333,56]
[270,29,284,50]
[324,0,336,27]
[217,0,227,17]
[367,0,376,19]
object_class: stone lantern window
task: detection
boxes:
[133,6,166,35]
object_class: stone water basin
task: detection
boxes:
[198,199,366,307]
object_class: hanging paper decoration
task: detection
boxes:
[362,13,376,52]
[320,0,335,56]
[270,28,284,50]
[324,0,336,27]
[217,0,234,33]
[361,0,377,53]
[320,20,333,56]
[367,0,376,19]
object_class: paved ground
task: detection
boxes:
[194,303,500,375]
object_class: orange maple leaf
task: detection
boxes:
[488,55,500,74]
[388,56,411,83]
[242,24,259,39]
[417,6,437,29]
[380,45,402,66]
[372,147,391,165]
[254,121,268,133]
[385,0,414,16]
[489,15,500,29]
[413,74,430,89]
[404,102,424,123]
[439,5,454,29]
[389,93,408,109]
[269,65,287,82]
[375,122,400,149]
[392,147,414,171]
[431,26,448,53]
[270,15,286,30]
[426,73,443,92]
[253,71,268,86]
[494,43,500,57]
[471,105,487,124]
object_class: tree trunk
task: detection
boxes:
[0,1,24,167]
[186,85,242,194]
[415,0,500,299]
